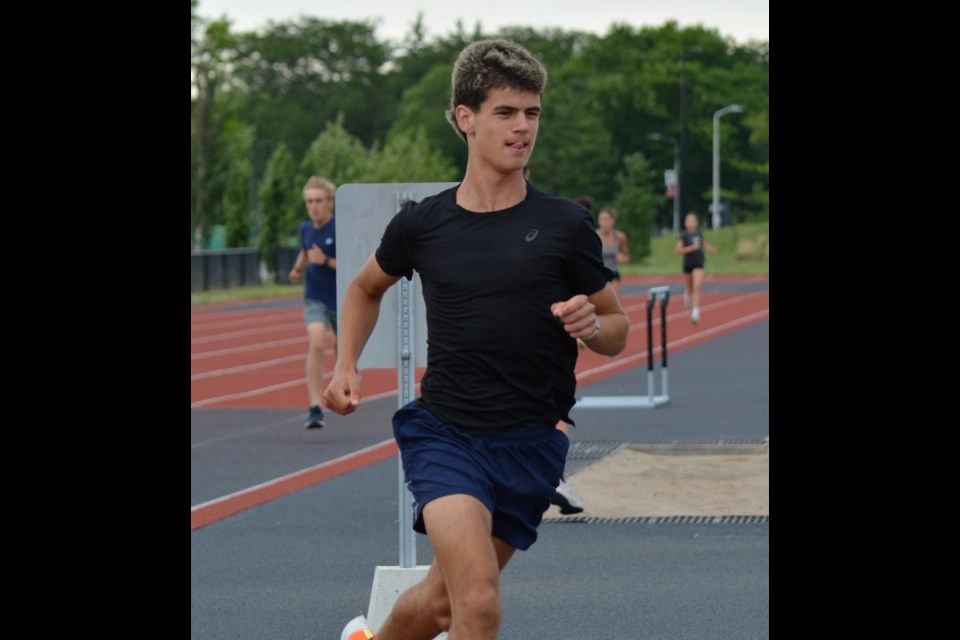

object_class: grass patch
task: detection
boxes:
[192,221,768,305]
[191,282,302,305]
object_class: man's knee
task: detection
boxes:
[456,585,502,630]
[306,324,327,351]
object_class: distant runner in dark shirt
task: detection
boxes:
[676,211,717,324]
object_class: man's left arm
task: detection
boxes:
[551,282,628,357]
[583,283,628,356]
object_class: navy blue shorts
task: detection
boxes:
[392,401,570,551]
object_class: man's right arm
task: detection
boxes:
[323,252,401,415]
[289,248,308,281]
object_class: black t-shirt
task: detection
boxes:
[375,184,609,434]
[680,229,706,270]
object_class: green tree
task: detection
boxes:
[258,143,299,272]
[298,116,457,205]
[220,121,255,247]
[611,152,659,261]
[742,107,769,220]
[388,63,466,172]
[191,5,770,266]
[297,114,374,191]
[191,14,238,248]
[370,16,475,181]
[493,26,591,71]
[366,128,459,182]
[229,17,391,157]
[664,30,767,225]
[542,22,768,228]
[533,82,620,205]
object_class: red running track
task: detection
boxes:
[191,275,768,410]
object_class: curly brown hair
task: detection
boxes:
[445,39,548,143]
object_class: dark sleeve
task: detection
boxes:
[568,213,611,295]
[374,204,415,280]
[298,222,307,250]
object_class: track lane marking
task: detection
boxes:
[191,439,398,530]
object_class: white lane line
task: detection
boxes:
[191,336,307,360]
[190,310,301,332]
[191,322,305,345]
[190,291,767,407]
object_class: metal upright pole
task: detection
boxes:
[680,57,689,219]
[712,104,744,230]
[678,46,701,219]
[647,133,682,236]
[672,142,681,235]
[646,294,656,403]
[396,192,416,569]
[712,112,721,231]
[660,290,669,398]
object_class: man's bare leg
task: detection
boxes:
[375,494,516,640]
[305,321,328,407]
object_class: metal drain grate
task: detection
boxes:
[562,441,627,476]
[620,438,769,445]
[544,515,769,524]
[562,438,768,477]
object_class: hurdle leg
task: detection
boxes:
[646,294,656,403]
[660,290,669,401]
[573,285,671,410]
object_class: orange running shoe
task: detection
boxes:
[341,615,376,640]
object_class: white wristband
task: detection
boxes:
[583,316,601,341]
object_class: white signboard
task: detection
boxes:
[664,169,677,188]
[335,183,459,368]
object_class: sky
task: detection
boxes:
[195,0,768,45]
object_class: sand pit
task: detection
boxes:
[546,444,769,518]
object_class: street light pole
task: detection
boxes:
[679,46,701,220]
[712,104,745,230]
[647,133,681,234]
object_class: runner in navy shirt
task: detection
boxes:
[289,176,337,429]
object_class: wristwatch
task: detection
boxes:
[584,316,601,341]
[322,256,330,267]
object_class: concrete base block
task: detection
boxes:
[366,565,447,639]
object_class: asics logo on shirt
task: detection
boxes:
[524,229,539,242]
